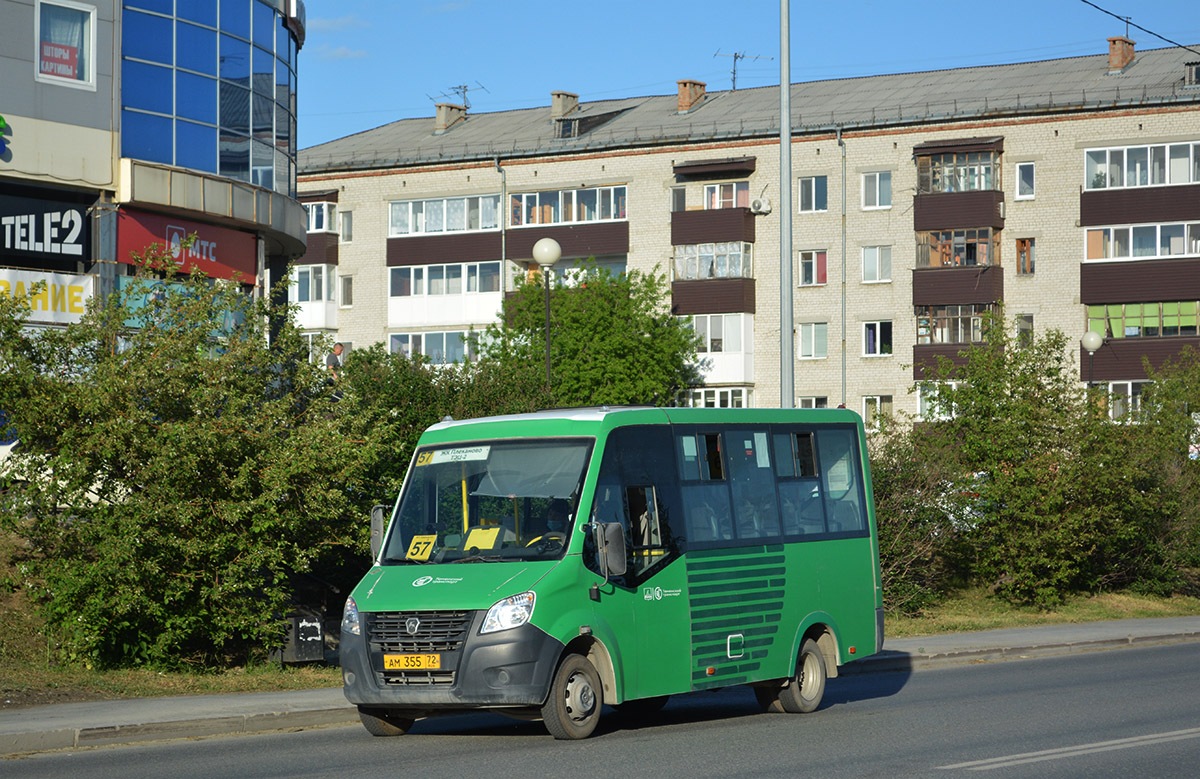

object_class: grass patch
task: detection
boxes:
[887,587,1200,638]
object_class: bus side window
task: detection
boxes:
[677,431,733,542]
[818,428,866,534]
[775,430,827,537]
[626,485,664,575]
[727,429,781,539]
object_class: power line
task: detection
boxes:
[1078,0,1200,59]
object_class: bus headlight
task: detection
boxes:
[342,596,361,636]
[481,592,535,634]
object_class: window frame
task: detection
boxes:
[861,170,892,210]
[1085,222,1200,261]
[1015,162,1036,200]
[862,320,893,357]
[35,0,98,91]
[798,175,828,213]
[797,322,828,360]
[797,396,828,409]
[862,245,892,283]
[339,210,353,243]
[798,250,827,287]
[703,181,750,210]
[672,242,753,281]
[340,275,353,308]
[1016,237,1035,275]
[862,394,893,432]
[1084,141,1200,190]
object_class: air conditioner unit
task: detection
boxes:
[750,197,772,215]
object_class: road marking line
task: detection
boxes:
[938,726,1200,770]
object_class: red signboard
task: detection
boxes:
[117,210,257,283]
[40,41,79,80]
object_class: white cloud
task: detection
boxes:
[315,44,369,61]
[307,15,369,33]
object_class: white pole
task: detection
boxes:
[779,0,794,408]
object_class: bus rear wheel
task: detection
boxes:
[541,654,603,739]
[757,638,827,714]
[358,706,415,736]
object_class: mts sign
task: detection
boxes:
[167,224,218,266]
[118,210,256,283]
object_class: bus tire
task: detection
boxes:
[358,707,415,736]
[777,638,827,713]
[541,654,603,739]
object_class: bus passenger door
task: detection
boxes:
[624,484,692,699]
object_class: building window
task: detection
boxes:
[1106,381,1148,420]
[1087,301,1200,339]
[862,245,891,282]
[389,262,501,297]
[863,321,893,356]
[798,396,828,409]
[390,331,472,364]
[917,228,997,268]
[671,186,687,212]
[862,395,893,431]
[1016,237,1035,275]
[690,313,743,354]
[340,276,353,308]
[917,152,998,194]
[304,202,337,233]
[509,186,625,227]
[36,0,96,89]
[1016,162,1035,200]
[1085,142,1200,190]
[672,242,753,280]
[862,171,892,209]
[340,210,353,242]
[704,181,749,210]
[917,382,959,420]
[797,322,828,359]
[1085,222,1200,261]
[685,387,751,408]
[291,265,335,304]
[1017,314,1034,347]
[390,194,501,235]
[916,304,990,344]
[799,176,828,213]
[799,250,827,287]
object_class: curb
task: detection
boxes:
[842,630,1200,674]
[0,705,358,756]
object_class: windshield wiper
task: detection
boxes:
[451,554,513,563]
[380,556,436,565]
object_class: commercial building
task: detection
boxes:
[1,0,308,339]
[297,39,1200,421]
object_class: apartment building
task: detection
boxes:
[296,38,1200,420]
[1,0,308,323]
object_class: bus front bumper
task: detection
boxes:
[341,613,564,710]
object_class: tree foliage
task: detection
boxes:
[871,312,1195,609]
[0,251,374,667]
[480,264,701,406]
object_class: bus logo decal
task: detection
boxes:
[413,576,434,587]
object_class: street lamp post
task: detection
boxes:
[531,237,561,388]
[1081,330,1104,386]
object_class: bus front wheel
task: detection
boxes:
[541,654,603,739]
[757,638,826,714]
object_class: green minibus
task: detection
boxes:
[340,406,883,739]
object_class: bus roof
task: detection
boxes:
[418,406,865,445]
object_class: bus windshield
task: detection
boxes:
[381,439,593,564]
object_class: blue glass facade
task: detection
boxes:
[120,0,298,196]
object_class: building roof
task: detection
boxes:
[299,45,1200,175]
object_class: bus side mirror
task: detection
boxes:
[370,504,388,559]
[595,521,627,577]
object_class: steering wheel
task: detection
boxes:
[525,532,566,550]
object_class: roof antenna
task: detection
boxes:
[428,82,489,109]
[714,50,772,91]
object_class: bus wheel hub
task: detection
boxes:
[565,673,595,720]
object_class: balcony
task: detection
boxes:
[670,208,756,245]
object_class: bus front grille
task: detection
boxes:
[367,610,473,687]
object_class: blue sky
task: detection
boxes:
[297,0,1199,149]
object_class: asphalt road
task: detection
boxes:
[8,642,1200,778]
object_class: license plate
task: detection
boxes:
[384,653,441,670]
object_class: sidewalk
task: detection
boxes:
[3,616,1199,756]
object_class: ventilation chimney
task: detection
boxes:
[677,79,706,113]
[1107,36,1135,73]
[551,91,579,119]
[434,103,466,134]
